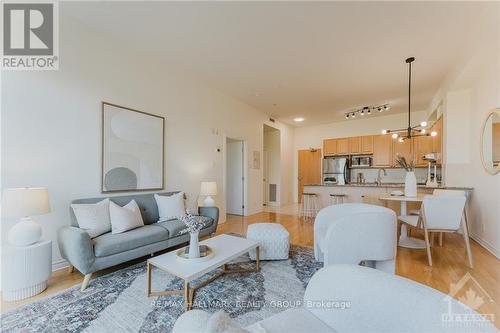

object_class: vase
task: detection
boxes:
[189,231,200,259]
[404,171,417,197]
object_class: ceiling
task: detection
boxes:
[66,1,494,126]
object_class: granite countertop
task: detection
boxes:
[304,183,474,190]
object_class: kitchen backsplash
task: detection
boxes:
[350,167,441,184]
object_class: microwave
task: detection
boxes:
[351,155,372,167]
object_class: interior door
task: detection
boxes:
[263,150,269,206]
[298,149,322,203]
[227,141,244,215]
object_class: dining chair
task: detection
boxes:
[409,189,470,246]
[400,195,472,268]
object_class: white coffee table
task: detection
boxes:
[147,234,260,311]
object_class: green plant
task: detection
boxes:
[395,154,415,171]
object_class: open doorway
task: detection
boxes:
[226,138,245,216]
[263,125,280,207]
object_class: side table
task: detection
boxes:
[2,239,52,301]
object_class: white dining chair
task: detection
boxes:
[400,195,472,268]
[409,189,470,246]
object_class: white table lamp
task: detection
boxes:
[200,182,217,207]
[3,188,50,246]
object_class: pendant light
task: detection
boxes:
[381,57,437,141]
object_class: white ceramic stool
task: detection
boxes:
[301,193,320,220]
[2,240,52,301]
[247,223,290,260]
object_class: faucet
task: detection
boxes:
[376,168,387,185]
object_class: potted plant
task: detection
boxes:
[395,154,417,197]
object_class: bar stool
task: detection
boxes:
[329,193,347,205]
[301,193,320,220]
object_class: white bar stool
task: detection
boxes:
[301,193,320,220]
[329,193,347,205]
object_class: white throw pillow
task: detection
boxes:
[71,198,111,238]
[155,192,186,222]
[109,200,144,234]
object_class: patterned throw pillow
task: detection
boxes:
[71,198,111,238]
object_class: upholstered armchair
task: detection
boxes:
[314,203,397,273]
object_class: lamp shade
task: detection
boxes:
[3,188,50,218]
[200,182,217,196]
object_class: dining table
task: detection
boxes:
[379,193,427,249]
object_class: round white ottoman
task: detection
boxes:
[247,223,290,260]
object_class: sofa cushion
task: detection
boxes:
[156,217,213,238]
[93,225,169,257]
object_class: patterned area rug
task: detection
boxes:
[1,245,322,333]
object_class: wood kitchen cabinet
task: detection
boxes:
[373,134,393,167]
[349,136,361,154]
[336,138,350,155]
[323,139,337,156]
[392,138,413,167]
[413,135,433,166]
[432,116,443,164]
[361,135,374,154]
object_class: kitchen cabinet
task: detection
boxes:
[349,136,361,154]
[392,138,413,167]
[432,116,443,164]
[336,138,350,155]
[361,135,374,154]
[373,134,393,167]
[414,135,433,166]
[323,139,337,156]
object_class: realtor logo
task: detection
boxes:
[441,272,495,328]
[1,1,58,70]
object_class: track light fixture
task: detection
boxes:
[344,104,390,120]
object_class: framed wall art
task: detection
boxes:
[101,102,165,192]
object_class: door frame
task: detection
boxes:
[223,135,248,216]
[263,149,269,206]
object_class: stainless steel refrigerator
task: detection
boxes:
[323,156,349,185]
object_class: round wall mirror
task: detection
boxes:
[481,108,500,175]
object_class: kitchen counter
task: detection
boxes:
[304,183,474,191]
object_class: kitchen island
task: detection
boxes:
[303,183,473,215]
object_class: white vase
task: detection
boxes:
[404,171,417,197]
[189,231,200,259]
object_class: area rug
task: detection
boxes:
[1,245,322,333]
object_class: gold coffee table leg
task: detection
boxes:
[184,281,191,311]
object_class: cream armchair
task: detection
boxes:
[314,203,397,273]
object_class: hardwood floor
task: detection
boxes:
[2,211,499,329]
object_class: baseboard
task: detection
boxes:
[470,233,500,259]
[52,259,69,272]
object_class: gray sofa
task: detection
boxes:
[58,192,219,291]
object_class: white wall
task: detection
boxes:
[292,111,428,202]
[1,14,293,269]
[436,3,500,258]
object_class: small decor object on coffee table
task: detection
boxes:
[395,154,417,197]
[179,211,210,259]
